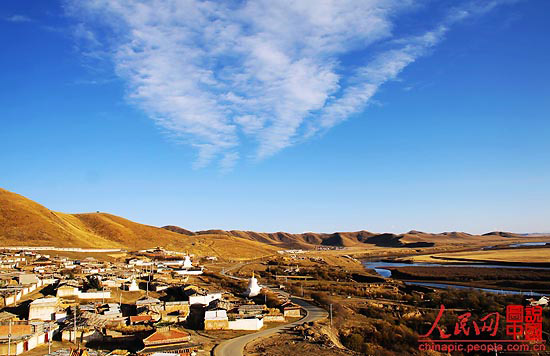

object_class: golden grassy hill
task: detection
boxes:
[3,187,547,257]
[0,188,278,259]
[176,228,550,250]
[194,230,378,248]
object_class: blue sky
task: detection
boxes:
[1,0,549,234]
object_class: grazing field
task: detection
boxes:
[389,266,550,292]
[410,247,550,264]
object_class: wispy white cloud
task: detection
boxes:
[5,15,32,23]
[318,26,446,130]
[219,152,240,173]
[73,23,101,47]
[65,0,514,169]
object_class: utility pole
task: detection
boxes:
[329,304,333,327]
[73,305,77,345]
[46,324,51,354]
[8,320,11,356]
[147,263,151,297]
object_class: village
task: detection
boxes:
[1,244,549,356]
[0,248,304,356]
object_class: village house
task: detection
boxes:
[0,312,18,324]
[57,285,79,298]
[137,327,200,356]
[0,321,58,355]
[129,315,153,325]
[28,297,62,321]
[238,304,266,316]
[136,297,162,314]
[204,310,229,330]
[263,308,285,322]
[281,301,302,317]
[17,274,39,285]
[228,316,264,331]
[188,292,221,306]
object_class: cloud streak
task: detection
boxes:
[4,15,32,23]
[66,0,513,169]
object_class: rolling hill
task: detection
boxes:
[2,187,548,256]
[165,227,548,250]
[0,188,278,259]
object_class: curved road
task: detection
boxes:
[215,262,328,356]
[214,297,327,356]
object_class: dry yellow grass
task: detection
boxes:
[3,187,547,262]
[401,233,541,249]
[0,188,277,259]
[411,247,550,264]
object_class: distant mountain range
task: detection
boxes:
[1,187,547,255]
[521,233,550,237]
[162,226,545,249]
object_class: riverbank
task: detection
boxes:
[388,266,550,293]
[409,245,550,265]
[362,250,550,295]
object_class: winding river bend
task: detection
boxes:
[362,242,550,296]
[362,260,548,296]
[362,260,550,279]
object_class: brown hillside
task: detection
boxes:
[162,225,196,236]
[165,224,550,250]
[3,187,547,255]
[482,231,522,238]
[0,188,277,259]
[166,227,435,248]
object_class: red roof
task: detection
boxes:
[143,329,191,346]
[130,315,153,323]
[282,302,300,309]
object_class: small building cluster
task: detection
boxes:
[0,247,302,355]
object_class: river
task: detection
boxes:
[362,260,550,278]
[362,256,550,296]
[406,282,543,296]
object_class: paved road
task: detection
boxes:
[213,297,327,356]
[214,263,328,356]
[220,263,246,281]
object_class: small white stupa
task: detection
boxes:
[183,253,193,269]
[128,276,139,292]
[245,271,261,297]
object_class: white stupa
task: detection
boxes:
[245,271,261,297]
[173,252,204,276]
[183,253,193,269]
[128,276,139,292]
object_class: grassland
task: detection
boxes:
[0,188,278,259]
[410,246,550,264]
[388,266,550,292]
[3,186,550,263]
